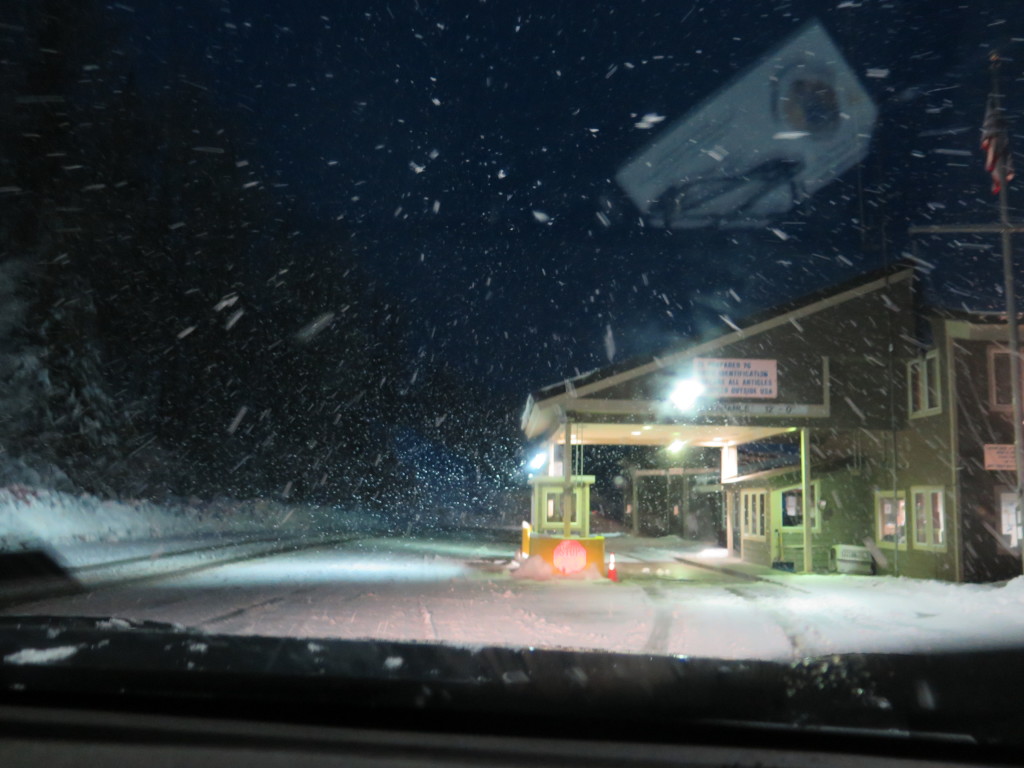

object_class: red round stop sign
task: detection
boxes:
[552,539,587,575]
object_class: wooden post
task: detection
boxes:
[907,56,1024,570]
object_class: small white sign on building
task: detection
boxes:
[984,444,1017,471]
[1000,492,1020,547]
[696,358,778,399]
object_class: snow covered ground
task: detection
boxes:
[5,487,1024,663]
[7,514,1024,663]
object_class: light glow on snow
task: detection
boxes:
[695,547,730,559]
[177,552,467,587]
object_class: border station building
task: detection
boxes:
[521,264,1023,582]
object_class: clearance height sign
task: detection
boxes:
[695,358,778,399]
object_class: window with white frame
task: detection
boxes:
[778,483,820,529]
[741,488,767,538]
[908,350,941,417]
[989,346,1023,410]
[875,490,906,548]
[911,486,945,550]
[999,492,1021,549]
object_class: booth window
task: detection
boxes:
[908,350,941,417]
[875,490,907,549]
[545,493,577,524]
[912,487,946,551]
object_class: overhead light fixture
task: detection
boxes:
[667,439,686,454]
[669,378,705,411]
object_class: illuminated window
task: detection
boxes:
[875,490,906,549]
[778,483,819,529]
[1000,492,1021,549]
[911,487,945,551]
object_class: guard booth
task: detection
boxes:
[528,474,595,537]
[524,474,606,575]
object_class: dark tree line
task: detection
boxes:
[0,1,522,512]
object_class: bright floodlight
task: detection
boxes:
[667,439,686,454]
[528,451,548,471]
[669,378,705,410]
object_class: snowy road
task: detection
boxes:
[7,535,1024,662]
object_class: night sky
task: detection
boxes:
[119,0,1024,396]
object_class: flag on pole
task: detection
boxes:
[982,93,1015,195]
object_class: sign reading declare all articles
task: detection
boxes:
[695,358,778,399]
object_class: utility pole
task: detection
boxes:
[909,53,1024,569]
[993,55,1024,568]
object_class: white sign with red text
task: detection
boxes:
[985,444,1017,471]
[695,358,778,399]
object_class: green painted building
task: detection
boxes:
[521,264,1023,582]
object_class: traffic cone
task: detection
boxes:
[607,553,619,582]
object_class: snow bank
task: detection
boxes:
[0,484,376,553]
[511,555,605,581]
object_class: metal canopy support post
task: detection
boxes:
[562,420,573,539]
[994,59,1024,567]
[907,57,1024,571]
[999,176,1024,562]
[631,469,640,536]
[801,428,813,573]
[725,490,734,554]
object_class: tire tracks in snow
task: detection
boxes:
[418,598,438,641]
[724,584,814,658]
[639,577,808,658]
[196,585,316,629]
[640,584,673,654]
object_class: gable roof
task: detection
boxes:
[523,263,916,439]
[529,263,915,405]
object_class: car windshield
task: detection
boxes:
[4,0,1024,747]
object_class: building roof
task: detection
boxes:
[522,262,917,444]
[527,262,915,406]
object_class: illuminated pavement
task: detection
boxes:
[7,536,1024,662]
